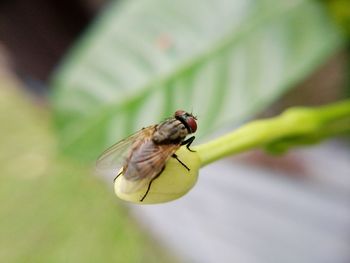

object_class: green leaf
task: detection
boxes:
[51,0,345,161]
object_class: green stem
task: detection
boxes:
[195,100,350,167]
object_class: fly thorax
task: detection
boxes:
[152,118,188,144]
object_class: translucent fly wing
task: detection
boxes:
[95,126,155,178]
[120,142,180,194]
[95,138,137,180]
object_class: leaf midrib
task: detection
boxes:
[59,0,333,149]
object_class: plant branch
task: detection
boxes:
[195,100,350,167]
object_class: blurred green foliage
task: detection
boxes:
[2,0,349,261]
[51,0,346,162]
[324,0,350,35]
[0,86,175,262]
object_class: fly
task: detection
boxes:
[96,110,197,202]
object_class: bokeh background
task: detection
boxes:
[0,0,349,262]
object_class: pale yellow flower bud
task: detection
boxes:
[114,147,201,204]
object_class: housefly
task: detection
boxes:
[96,110,197,201]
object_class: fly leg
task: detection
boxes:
[113,168,124,182]
[181,136,196,152]
[172,154,190,171]
[174,136,195,170]
[140,166,165,202]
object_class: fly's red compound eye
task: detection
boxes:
[174,110,197,133]
[186,116,197,133]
